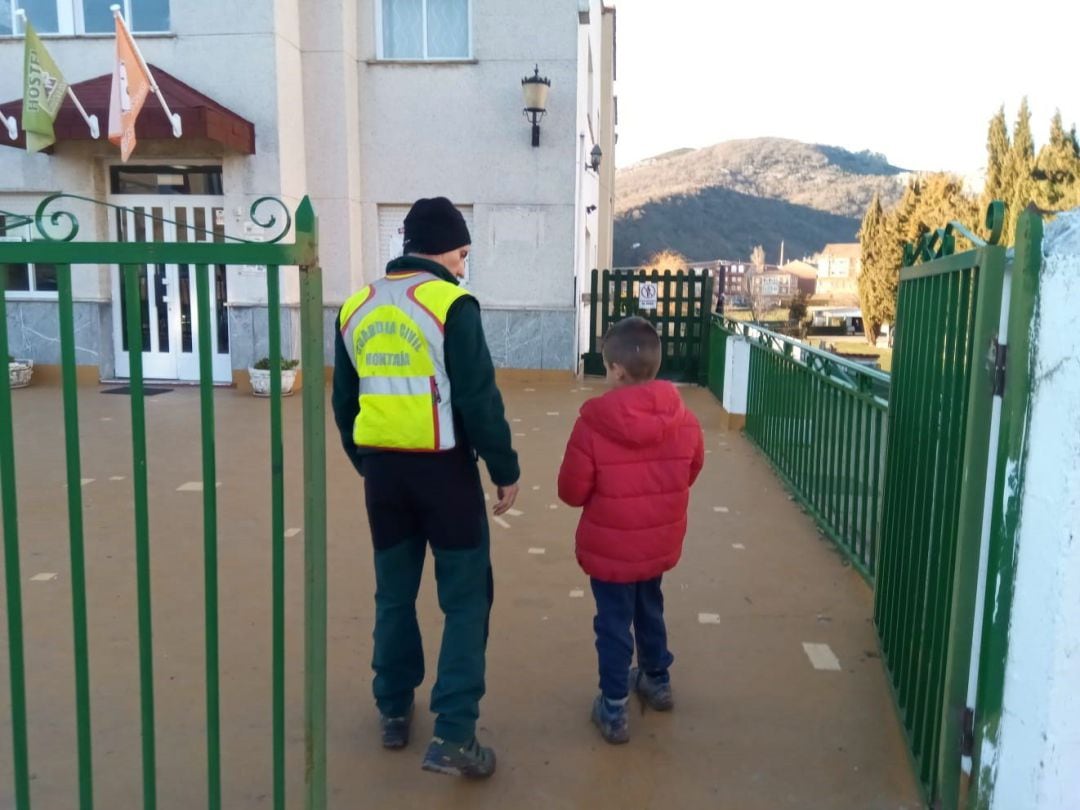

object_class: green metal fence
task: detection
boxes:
[873,203,1035,810]
[715,316,890,582]
[0,195,328,810]
[583,268,715,382]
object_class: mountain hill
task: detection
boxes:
[614,138,909,266]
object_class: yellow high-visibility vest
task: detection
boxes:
[339,272,470,451]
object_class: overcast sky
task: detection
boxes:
[613,0,1080,173]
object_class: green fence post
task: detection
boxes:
[195,263,222,810]
[266,262,287,810]
[970,211,1043,809]
[295,199,327,810]
[936,246,1006,810]
[122,263,158,810]
[57,263,95,809]
[0,265,31,810]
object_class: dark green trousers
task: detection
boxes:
[372,528,492,742]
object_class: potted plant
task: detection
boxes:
[248,357,300,397]
[8,354,33,389]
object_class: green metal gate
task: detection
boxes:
[873,203,1039,810]
[0,195,328,810]
[582,268,715,382]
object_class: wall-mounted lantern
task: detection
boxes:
[522,65,551,147]
[586,144,602,172]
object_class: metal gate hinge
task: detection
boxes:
[961,706,976,757]
[991,339,1007,397]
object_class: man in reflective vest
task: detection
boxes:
[332,197,519,779]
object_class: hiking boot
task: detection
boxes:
[380,706,413,749]
[591,694,629,744]
[421,736,497,779]
[630,667,674,711]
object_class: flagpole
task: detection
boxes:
[16,9,99,140]
[66,88,100,139]
[110,5,182,138]
[0,110,16,141]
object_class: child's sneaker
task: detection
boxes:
[421,736,497,778]
[591,694,630,744]
[379,707,413,749]
[630,667,674,711]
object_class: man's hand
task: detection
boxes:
[493,482,520,516]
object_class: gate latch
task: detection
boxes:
[991,339,1007,397]
[961,706,976,757]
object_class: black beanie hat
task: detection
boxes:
[402,197,471,256]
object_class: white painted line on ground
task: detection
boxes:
[802,643,842,671]
[532,485,541,491]
[81,478,95,486]
[527,547,546,555]
[176,481,222,492]
[713,506,730,513]
[569,588,585,598]
[570,388,579,393]
[100,417,113,422]
[698,613,721,624]
[31,573,58,582]
[706,449,712,455]
[532,427,541,432]
[285,528,302,539]
[507,508,524,517]
[732,543,746,550]
[492,516,511,529]
[580,386,593,391]
[546,412,560,416]
[109,476,126,482]
[548,504,559,510]
[524,388,536,392]
[514,433,526,437]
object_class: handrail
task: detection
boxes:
[715,315,890,402]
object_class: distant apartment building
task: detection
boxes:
[691,258,815,313]
[814,243,862,303]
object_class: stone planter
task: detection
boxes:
[248,367,298,397]
[8,359,33,389]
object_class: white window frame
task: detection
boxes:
[375,0,473,61]
[1,226,58,301]
[3,0,169,37]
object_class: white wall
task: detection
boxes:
[355,0,584,310]
[988,210,1080,810]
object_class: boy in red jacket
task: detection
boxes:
[558,317,705,744]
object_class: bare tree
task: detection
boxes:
[745,245,768,322]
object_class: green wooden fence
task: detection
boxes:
[583,268,715,383]
[0,195,328,810]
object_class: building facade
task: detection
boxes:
[814,242,862,303]
[0,0,615,382]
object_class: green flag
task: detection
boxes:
[22,22,69,153]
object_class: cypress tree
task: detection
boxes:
[1034,110,1080,209]
[857,193,884,343]
[984,105,1010,206]
[1003,98,1037,242]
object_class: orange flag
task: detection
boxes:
[107,14,151,162]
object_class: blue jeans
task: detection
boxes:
[590,577,675,701]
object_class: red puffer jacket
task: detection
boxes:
[558,381,705,583]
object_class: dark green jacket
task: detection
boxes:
[332,256,520,486]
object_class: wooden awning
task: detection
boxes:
[0,65,255,154]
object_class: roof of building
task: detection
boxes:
[781,260,819,279]
[819,243,862,260]
[0,66,255,154]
